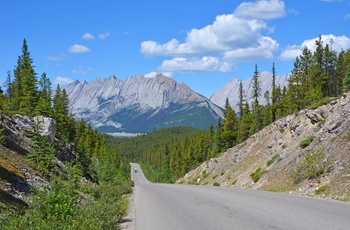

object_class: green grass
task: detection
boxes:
[266,154,280,166]
[299,136,316,149]
[250,168,267,183]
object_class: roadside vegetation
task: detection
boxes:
[0,39,131,229]
[112,36,350,184]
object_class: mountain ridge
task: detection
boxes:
[209,71,290,111]
[64,74,224,135]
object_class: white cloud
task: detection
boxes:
[223,36,279,61]
[69,44,90,53]
[140,0,285,73]
[54,76,74,86]
[279,45,302,61]
[99,32,110,40]
[83,33,95,40]
[344,13,350,20]
[280,34,350,61]
[46,53,66,61]
[157,57,234,73]
[234,0,286,20]
[72,70,88,75]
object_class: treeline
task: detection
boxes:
[0,39,130,229]
[116,36,350,183]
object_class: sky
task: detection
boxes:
[0,0,350,97]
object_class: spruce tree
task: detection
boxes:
[271,63,277,122]
[11,39,38,115]
[251,64,261,110]
[35,72,52,116]
[237,81,245,117]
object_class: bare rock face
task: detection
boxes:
[33,116,56,143]
[178,92,350,201]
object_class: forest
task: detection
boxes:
[0,39,131,229]
[1,36,350,227]
[112,36,350,183]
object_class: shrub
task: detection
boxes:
[213,182,220,186]
[315,185,329,195]
[317,120,326,128]
[299,136,316,149]
[294,148,330,183]
[250,168,267,183]
[266,154,280,166]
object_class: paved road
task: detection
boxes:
[131,163,350,230]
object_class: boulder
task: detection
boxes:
[33,116,56,143]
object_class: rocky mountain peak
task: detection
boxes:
[64,74,224,135]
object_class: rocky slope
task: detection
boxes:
[209,71,289,111]
[178,93,350,201]
[0,114,78,209]
[64,74,224,136]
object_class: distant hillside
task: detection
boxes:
[178,93,350,201]
[64,74,224,136]
[210,71,289,111]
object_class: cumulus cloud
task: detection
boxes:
[234,0,286,20]
[83,33,95,40]
[99,32,110,40]
[69,44,90,53]
[223,36,279,61]
[141,0,286,73]
[280,34,350,61]
[54,76,74,86]
[280,45,302,61]
[141,14,271,57]
[157,57,234,73]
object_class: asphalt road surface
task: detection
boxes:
[130,163,350,230]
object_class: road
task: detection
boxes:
[130,163,350,230]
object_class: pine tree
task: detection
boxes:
[222,100,237,149]
[343,70,350,93]
[28,123,55,174]
[271,63,277,122]
[251,64,261,110]
[237,81,245,116]
[11,39,39,114]
[11,39,39,115]
[263,90,272,126]
[35,72,52,116]
[336,51,347,95]
[310,36,327,99]
[237,102,251,143]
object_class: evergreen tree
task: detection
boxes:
[11,39,38,114]
[222,100,237,149]
[251,64,261,110]
[343,70,350,93]
[310,36,327,99]
[271,63,277,122]
[336,51,346,95]
[35,72,52,116]
[28,123,55,174]
[237,81,245,116]
[3,70,12,109]
[237,102,251,143]
[263,90,272,126]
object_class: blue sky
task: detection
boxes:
[1,0,350,97]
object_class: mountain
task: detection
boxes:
[178,93,350,201]
[209,71,289,111]
[64,74,224,136]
